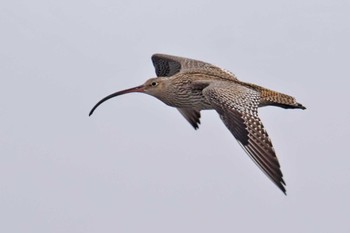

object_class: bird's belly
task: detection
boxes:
[160,93,211,110]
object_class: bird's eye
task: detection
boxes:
[151,81,158,87]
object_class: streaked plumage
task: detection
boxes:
[89,54,306,194]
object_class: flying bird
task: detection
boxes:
[89,54,306,194]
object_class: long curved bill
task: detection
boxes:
[89,85,144,116]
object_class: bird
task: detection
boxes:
[89,53,306,194]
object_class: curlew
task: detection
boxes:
[89,54,306,194]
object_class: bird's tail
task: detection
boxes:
[242,82,306,110]
[259,88,306,109]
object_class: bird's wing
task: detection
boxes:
[202,82,286,194]
[151,54,238,80]
[177,108,201,130]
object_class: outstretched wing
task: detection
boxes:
[203,82,286,194]
[152,54,210,77]
[151,54,238,80]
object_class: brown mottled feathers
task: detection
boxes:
[202,82,286,194]
[151,54,290,193]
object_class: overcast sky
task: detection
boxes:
[1,0,349,232]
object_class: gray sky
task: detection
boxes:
[1,0,349,232]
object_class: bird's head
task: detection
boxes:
[142,77,168,96]
[89,77,167,116]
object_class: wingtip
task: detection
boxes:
[277,181,287,195]
[281,186,287,195]
[191,122,200,130]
